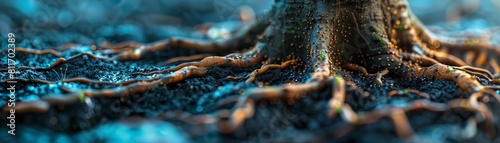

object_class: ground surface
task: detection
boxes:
[0,1,500,143]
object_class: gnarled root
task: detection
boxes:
[410,63,495,94]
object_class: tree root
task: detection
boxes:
[10,48,62,57]
[0,52,111,72]
[158,77,332,134]
[159,54,212,65]
[344,63,389,86]
[108,11,273,61]
[4,43,266,113]
[226,59,298,82]
[409,63,493,94]
[388,89,430,98]
[4,1,500,142]
[1,77,160,86]
[134,45,263,76]
[336,99,495,141]
[452,66,496,81]
[402,53,498,92]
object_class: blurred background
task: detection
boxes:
[0,0,499,43]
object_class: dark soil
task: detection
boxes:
[1,1,500,143]
[0,29,499,143]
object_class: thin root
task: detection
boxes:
[344,63,389,86]
[227,60,298,82]
[388,89,430,98]
[0,52,111,72]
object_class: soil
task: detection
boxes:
[1,2,500,143]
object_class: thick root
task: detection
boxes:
[7,47,62,57]
[409,63,493,94]
[135,44,264,76]
[452,66,495,82]
[327,76,347,118]
[402,53,497,82]
[5,43,267,113]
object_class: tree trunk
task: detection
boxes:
[267,0,431,76]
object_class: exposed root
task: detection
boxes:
[1,77,159,86]
[6,1,500,142]
[337,99,495,141]
[109,12,273,61]
[10,48,62,57]
[388,89,430,98]
[452,66,496,81]
[135,45,263,76]
[159,54,212,65]
[227,59,298,82]
[4,42,269,114]
[160,78,332,134]
[0,52,111,72]
[425,50,469,66]
[327,76,346,118]
[402,52,496,82]
[409,63,492,94]
[490,60,500,75]
[99,41,141,53]
[211,48,344,133]
[344,63,389,86]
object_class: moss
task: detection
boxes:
[320,50,326,61]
